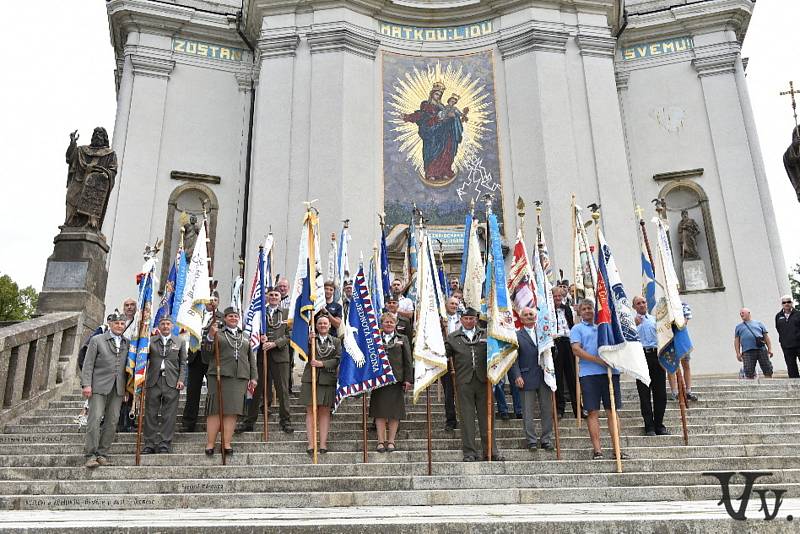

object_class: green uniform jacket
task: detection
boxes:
[264,308,292,363]
[445,327,488,386]
[201,328,258,381]
[301,336,341,386]
[146,334,188,389]
[383,332,413,384]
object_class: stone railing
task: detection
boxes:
[0,312,84,426]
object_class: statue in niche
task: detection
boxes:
[64,127,118,231]
[783,125,800,202]
[677,209,701,261]
[181,213,201,257]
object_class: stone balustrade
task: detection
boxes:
[0,312,84,426]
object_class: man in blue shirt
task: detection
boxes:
[735,308,773,379]
[632,296,668,436]
[570,299,628,460]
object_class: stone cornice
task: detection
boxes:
[497,22,569,59]
[614,69,630,91]
[575,27,616,58]
[307,22,380,60]
[258,28,301,59]
[692,42,740,78]
[621,0,753,45]
[235,71,254,92]
[128,53,175,79]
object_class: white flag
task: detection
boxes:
[176,222,211,347]
[462,216,484,311]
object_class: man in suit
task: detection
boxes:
[445,307,503,462]
[440,296,461,432]
[81,310,130,468]
[775,295,800,378]
[182,292,221,432]
[509,307,554,451]
[238,288,294,433]
[142,316,187,454]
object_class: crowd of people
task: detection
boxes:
[77,275,800,468]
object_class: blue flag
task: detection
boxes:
[290,261,314,361]
[243,240,271,349]
[154,261,177,329]
[641,245,657,314]
[459,212,472,288]
[126,259,156,412]
[380,227,392,300]
[333,267,396,412]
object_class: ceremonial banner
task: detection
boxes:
[652,217,694,373]
[367,256,381,319]
[596,230,650,385]
[641,239,657,314]
[573,205,596,302]
[483,213,518,384]
[461,213,484,311]
[289,211,326,361]
[507,230,536,329]
[154,257,178,330]
[231,275,244,328]
[534,226,557,392]
[243,235,273,349]
[171,250,187,335]
[126,258,156,412]
[333,268,397,412]
[412,232,448,402]
[379,225,392,303]
[176,223,211,348]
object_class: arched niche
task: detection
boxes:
[160,183,219,285]
[658,179,723,292]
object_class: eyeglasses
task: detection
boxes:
[782,301,792,304]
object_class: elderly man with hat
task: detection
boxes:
[142,316,187,454]
[445,307,503,461]
[203,306,258,455]
[80,310,130,468]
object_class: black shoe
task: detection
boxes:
[527,443,538,450]
[141,447,156,455]
[463,455,478,462]
[540,442,555,451]
[204,448,214,456]
[515,413,523,419]
[444,425,455,432]
[234,424,254,434]
[483,454,506,461]
[581,409,589,419]
[181,426,195,433]
[223,448,233,456]
[319,448,328,454]
[281,424,294,434]
[592,450,604,460]
[158,446,170,454]
[686,392,699,402]
[656,427,671,436]
[644,428,656,437]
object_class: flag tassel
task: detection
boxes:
[637,207,689,445]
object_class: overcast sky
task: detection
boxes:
[0,1,796,291]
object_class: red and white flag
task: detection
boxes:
[507,230,537,329]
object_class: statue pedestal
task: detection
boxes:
[682,259,708,291]
[36,228,110,330]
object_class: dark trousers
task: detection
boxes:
[635,348,667,432]
[743,348,773,378]
[182,353,208,431]
[116,398,135,432]
[554,336,578,417]
[782,346,800,378]
[143,375,180,450]
[493,380,522,416]
[243,350,291,427]
[441,372,457,427]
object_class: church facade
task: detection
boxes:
[103,0,785,374]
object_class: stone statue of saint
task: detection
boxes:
[677,209,701,261]
[783,125,800,202]
[182,214,200,257]
[65,127,118,231]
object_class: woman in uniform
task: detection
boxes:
[301,313,341,454]
[203,307,257,455]
[370,313,413,452]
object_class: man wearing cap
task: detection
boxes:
[238,288,294,434]
[445,307,502,462]
[182,292,222,432]
[775,295,800,378]
[117,298,138,433]
[342,280,354,322]
[81,311,130,468]
[385,296,413,341]
[142,317,187,454]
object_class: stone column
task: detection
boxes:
[103,42,175,312]
[497,24,579,269]
[576,27,641,286]
[246,28,300,280]
[306,22,380,259]
[692,39,782,310]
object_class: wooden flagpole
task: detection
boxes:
[134,370,147,466]
[262,246,270,443]
[417,213,435,474]
[483,195,494,463]
[426,388,433,475]
[636,205,689,446]
[571,195,582,428]
[591,210,622,473]
[532,200,562,461]
[362,394,368,464]
[308,210,319,465]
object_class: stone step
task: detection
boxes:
[1,482,797,510]
[1,442,796,468]
[0,454,794,481]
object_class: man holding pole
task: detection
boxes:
[445,307,502,462]
[632,295,668,436]
[570,299,628,460]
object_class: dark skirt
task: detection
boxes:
[205,375,247,416]
[368,382,406,420]
[300,382,335,407]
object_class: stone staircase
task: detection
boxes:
[1,377,799,531]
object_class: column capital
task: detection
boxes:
[575,27,616,58]
[258,28,300,59]
[692,42,740,78]
[128,53,175,79]
[307,22,380,60]
[497,23,569,59]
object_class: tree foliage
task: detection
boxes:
[790,263,800,306]
[0,274,38,321]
